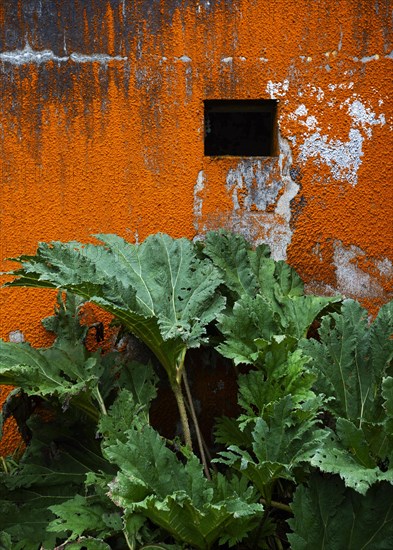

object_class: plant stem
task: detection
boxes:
[95,387,108,416]
[260,498,293,514]
[1,456,9,474]
[183,369,211,480]
[171,380,193,450]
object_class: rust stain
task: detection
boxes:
[1,0,392,454]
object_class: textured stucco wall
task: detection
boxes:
[1,0,392,454]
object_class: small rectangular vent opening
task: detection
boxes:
[204,99,278,157]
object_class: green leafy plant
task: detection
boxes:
[287,473,393,549]
[1,230,392,549]
[300,299,393,493]
[5,234,226,449]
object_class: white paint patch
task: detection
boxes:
[299,128,364,186]
[294,104,308,117]
[228,135,298,259]
[70,53,127,63]
[193,132,298,260]
[293,97,386,186]
[9,330,25,343]
[176,55,192,63]
[0,42,68,65]
[275,134,299,225]
[328,82,354,91]
[226,159,282,211]
[304,115,318,130]
[360,54,379,63]
[193,170,205,228]
[346,99,385,138]
[266,79,290,98]
[333,242,387,298]
[0,42,127,65]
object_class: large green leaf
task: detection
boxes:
[0,339,105,420]
[203,230,258,298]
[216,291,339,368]
[203,229,304,302]
[300,299,393,493]
[6,234,226,382]
[302,300,393,426]
[0,413,112,549]
[204,230,337,344]
[216,396,326,494]
[288,474,393,549]
[104,424,262,549]
[98,357,158,448]
[236,348,316,418]
[308,427,392,495]
[48,493,122,541]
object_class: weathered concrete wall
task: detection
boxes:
[1,0,392,453]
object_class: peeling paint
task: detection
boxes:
[266,79,290,98]
[196,133,299,260]
[69,53,127,64]
[346,99,385,138]
[0,43,68,65]
[0,42,127,65]
[226,159,282,212]
[333,242,388,298]
[8,330,25,343]
[299,127,364,186]
[293,97,386,186]
[193,170,205,227]
[176,55,192,63]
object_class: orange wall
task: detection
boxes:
[0,0,392,453]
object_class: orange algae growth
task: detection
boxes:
[1,0,392,454]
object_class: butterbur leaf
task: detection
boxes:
[301,299,393,488]
[217,290,338,368]
[214,416,253,448]
[105,424,262,549]
[203,230,258,298]
[237,348,316,417]
[275,294,339,339]
[6,234,226,382]
[288,474,393,549]
[0,338,109,423]
[308,429,390,495]
[272,261,304,298]
[216,396,326,492]
[335,418,375,468]
[99,361,158,445]
[0,497,59,550]
[92,234,226,350]
[0,533,13,550]
[48,494,122,540]
[42,292,88,345]
[217,295,277,364]
[203,230,304,300]
[0,411,111,548]
[369,300,393,379]
[302,300,380,424]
